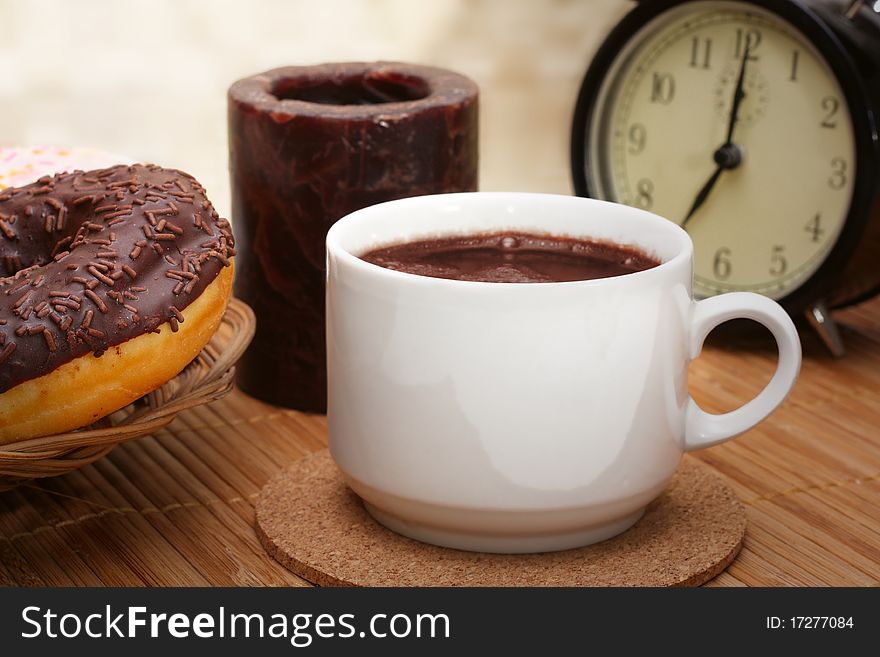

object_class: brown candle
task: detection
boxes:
[228,62,479,412]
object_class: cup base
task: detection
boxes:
[363,502,645,554]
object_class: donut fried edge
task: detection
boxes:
[0,263,233,444]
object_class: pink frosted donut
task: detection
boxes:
[0,146,134,190]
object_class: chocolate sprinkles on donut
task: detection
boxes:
[0,164,235,440]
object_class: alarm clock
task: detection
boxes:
[571,0,880,355]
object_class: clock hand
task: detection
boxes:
[682,165,723,227]
[681,144,743,226]
[724,39,752,145]
[681,42,751,228]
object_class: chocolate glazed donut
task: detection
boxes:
[0,164,235,442]
[229,62,478,412]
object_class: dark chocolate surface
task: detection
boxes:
[361,232,660,283]
[228,62,478,412]
[0,164,234,394]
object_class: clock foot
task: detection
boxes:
[806,302,845,357]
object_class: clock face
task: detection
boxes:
[585,0,857,300]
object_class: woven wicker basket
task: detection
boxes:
[0,298,255,491]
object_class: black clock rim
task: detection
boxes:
[570,0,880,316]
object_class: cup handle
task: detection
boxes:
[684,292,802,451]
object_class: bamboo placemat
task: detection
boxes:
[1,299,880,586]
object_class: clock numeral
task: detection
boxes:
[634,178,654,209]
[628,123,646,155]
[790,50,800,81]
[804,213,825,243]
[734,28,762,60]
[713,247,732,281]
[829,157,847,190]
[804,212,825,242]
[770,245,788,277]
[690,37,712,69]
[821,96,840,128]
[650,72,675,104]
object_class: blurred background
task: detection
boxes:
[0,0,628,217]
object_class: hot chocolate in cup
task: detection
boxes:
[325,192,801,553]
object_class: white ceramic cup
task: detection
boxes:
[326,192,801,553]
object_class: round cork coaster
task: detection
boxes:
[256,449,746,587]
